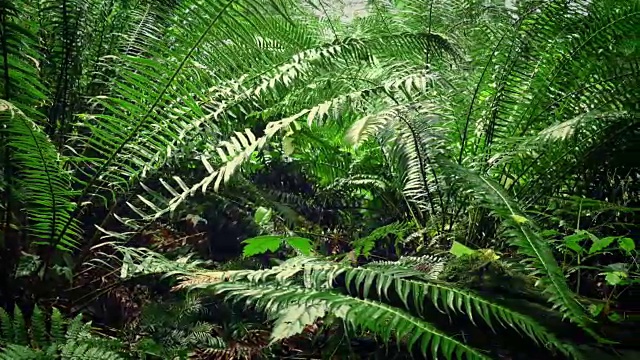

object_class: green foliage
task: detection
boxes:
[449,241,478,258]
[253,206,273,228]
[551,229,640,322]
[118,249,585,359]
[128,293,227,359]
[2,0,640,358]
[242,235,315,257]
[0,100,81,251]
[351,221,413,257]
[269,303,326,345]
[0,306,124,360]
[105,0,638,346]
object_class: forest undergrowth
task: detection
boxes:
[0,0,639,359]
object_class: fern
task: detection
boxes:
[116,248,584,359]
[0,100,81,251]
[447,164,599,339]
[0,306,124,360]
[366,254,448,279]
[351,221,413,257]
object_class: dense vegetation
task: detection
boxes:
[0,0,639,358]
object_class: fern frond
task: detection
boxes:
[366,255,447,279]
[212,282,493,360]
[0,101,81,251]
[0,0,47,115]
[447,164,598,339]
[127,71,440,227]
[0,308,13,346]
[12,305,27,346]
[351,221,413,257]
[0,344,42,360]
[168,254,581,358]
[0,306,124,359]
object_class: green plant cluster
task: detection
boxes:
[0,0,638,359]
[0,306,124,359]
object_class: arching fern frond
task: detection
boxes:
[126,70,441,227]
[213,282,493,360]
[0,100,80,251]
[446,163,599,340]
[112,247,583,359]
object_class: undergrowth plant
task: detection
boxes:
[130,293,272,359]
[114,246,587,360]
[114,0,639,343]
[0,306,124,359]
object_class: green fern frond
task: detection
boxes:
[447,164,599,339]
[212,282,493,360]
[12,307,27,346]
[162,253,580,358]
[0,306,124,359]
[125,109,310,224]
[0,308,13,346]
[0,344,42,360]
[0,0,47,115]
[0,100,81,251]
[351,221,413,257]
[29,307,47,350]
[346,101,441,147]
[129,70,440,225]
[366,255,447,279]
[49,309,65,345]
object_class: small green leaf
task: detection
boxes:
[563,232,588,254]
[510,214,528,224]
[589,236,616,254]
[450,241,477,257]
[608,312,623,323]
[618,237,635,254]
[588,303,605,317]
[603,271,627,286]
[285,237,314,255]
[254,206,273,227]
[242,235,283,257]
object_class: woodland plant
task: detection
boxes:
[113,245,589,360]
[119,0,640,343]
[0,0,336,309]
[1,0,639,358]
[126,292,272,359]
[0,306,125,359]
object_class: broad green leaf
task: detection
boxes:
[589,236,616,254]
[618,237,635,254]
[242,235,283,257]
[450,241,477,257]
[285,237,314,255]
[563,233,586,254]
